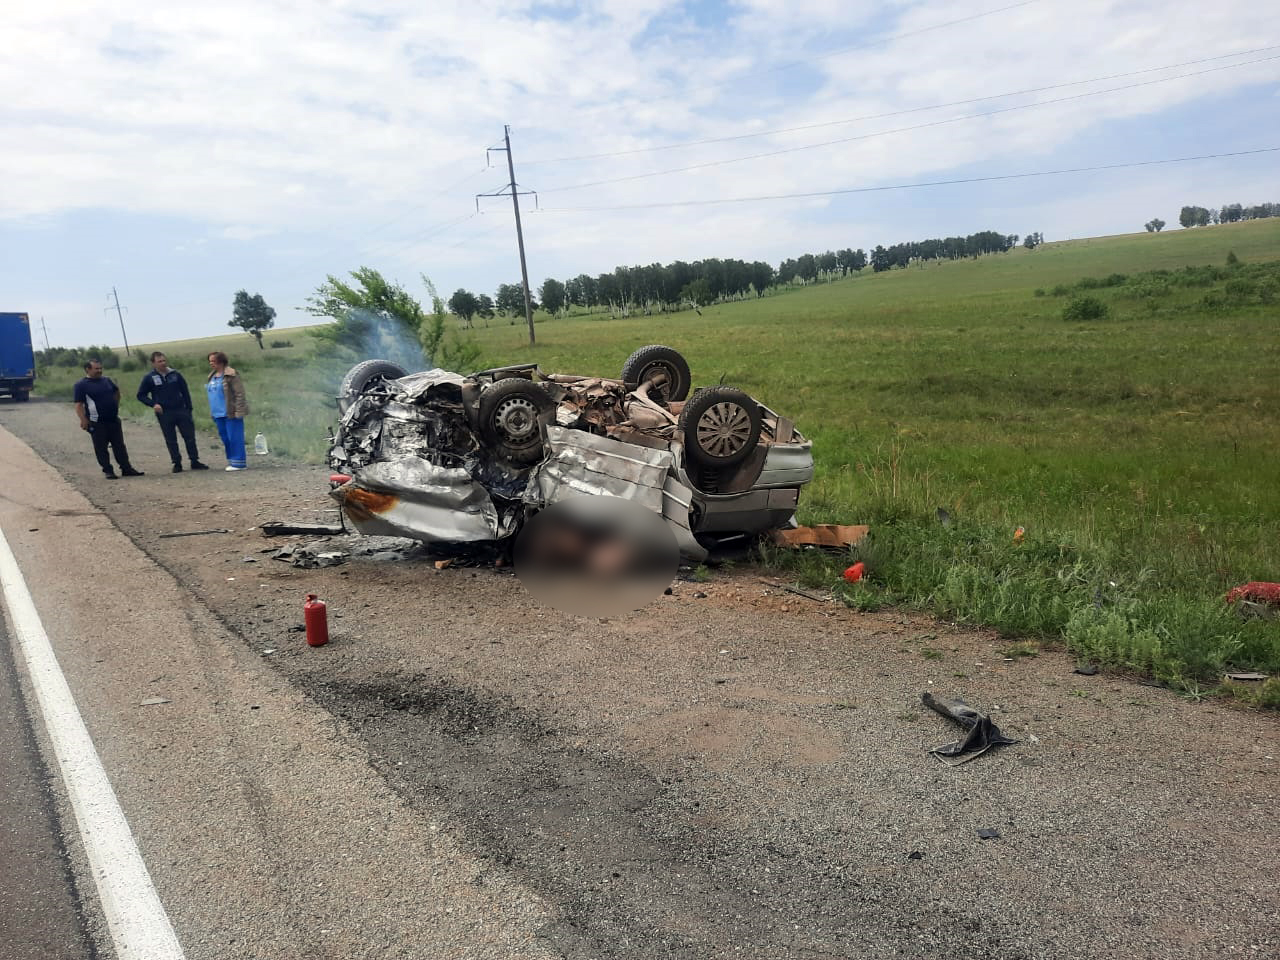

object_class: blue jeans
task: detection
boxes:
[215,416,247,468]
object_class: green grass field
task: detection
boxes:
[34,219,1280,703]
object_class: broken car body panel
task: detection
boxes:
[327,348,814,560]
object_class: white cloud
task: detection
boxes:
[3,0,1278,343]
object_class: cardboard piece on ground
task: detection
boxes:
[772,524,869,549]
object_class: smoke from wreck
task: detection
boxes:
[334,307,432,371]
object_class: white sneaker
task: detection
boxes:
[225,465,246,471]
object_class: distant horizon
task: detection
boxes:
[29,218,1275,352]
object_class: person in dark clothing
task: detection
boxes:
[137,351,208,473]
[73,358,144,479]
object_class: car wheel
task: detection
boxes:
[678,386,762,468]
[338,359,408,409]
[479,378,555,464]
[14,391,29,403]
[621,344,691,403]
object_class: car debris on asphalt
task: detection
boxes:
[921,692,1019,765]
[260,518,348,537]
[157,528,231,539]
[325,346,814,562]
[272,543,348,569]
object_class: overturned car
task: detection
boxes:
[327,345,814,561]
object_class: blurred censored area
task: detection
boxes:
[514,496,679,617]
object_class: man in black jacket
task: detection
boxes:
[137,352,208,473]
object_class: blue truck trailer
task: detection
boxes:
[0,312,36,402]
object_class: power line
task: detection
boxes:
[524,45,1280,165]
[535,147,1280,212]
[540,54,1280,194]
[447,212,512,249]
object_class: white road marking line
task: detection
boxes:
[0,525,185,959]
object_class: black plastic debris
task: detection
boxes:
[1073,664,1100,676]
[261,518,347,537]
[976,828,1001,840]
[907,851,925,860]
[921,692,1018,764]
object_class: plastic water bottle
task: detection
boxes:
[254,432,269,455]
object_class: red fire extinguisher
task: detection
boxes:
[303,594,329,647]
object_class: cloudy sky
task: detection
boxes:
[3,0,1277,347]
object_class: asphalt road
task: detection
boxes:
[1,396,1278,960]
[0,613,96,960]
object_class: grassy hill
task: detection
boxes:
[32,218,1280,701]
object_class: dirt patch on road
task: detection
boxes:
[3,398,1278,960]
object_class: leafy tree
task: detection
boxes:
[447,289,480,328]
[1144,218,1166,233]
[230,290,277,349]
[494,283,525,317]
[870,245,891,272]
[476,294,495,322]
[750,261,775,297]
[1179,206,1211,228]
[681,278,713,307]
[1022,232,1043,250]
[539,278,567,316]
[307,267,477,369]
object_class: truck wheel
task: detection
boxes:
[621,345,691,403]
[14,391,29,403]
[479,378,555,465]
[678,386,762,468]
[338,360,408,410]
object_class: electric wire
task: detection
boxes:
[524,45,1280,165]
[540,54,1280,194]
[534,147,1280,212]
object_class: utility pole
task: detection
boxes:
[40,316,50,351]
[109,286,131,355]
[478,126,538,346]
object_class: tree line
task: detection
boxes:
[447,227,1035,324]
[1177,202,1280,229]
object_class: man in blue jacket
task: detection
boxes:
[136,351,208,473]
[74,358,144,479]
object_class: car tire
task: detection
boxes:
[678,386,762,468]
[338,360,408,410]
[479,378,555,465]
[621,345,691,403]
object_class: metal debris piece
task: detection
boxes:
[1073,664,1100,676]
[771,524,869,549]
[756,578,832,602]
[260,519,347,537]
[272,544,348,568]
[1225,672,1270,682]
[157,528,230,539]
[976,828,1001,840]
[921,692,1019,764]
[139,697,171,706]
